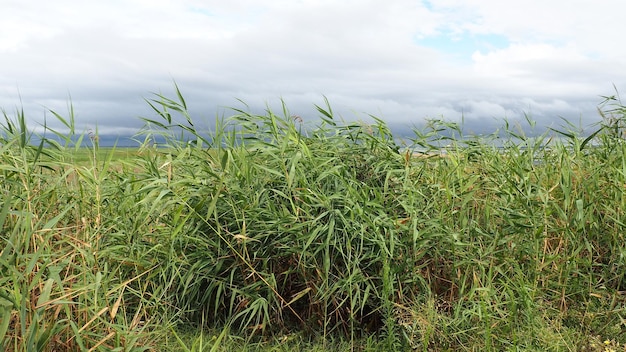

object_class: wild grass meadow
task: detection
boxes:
[1,88,625,351]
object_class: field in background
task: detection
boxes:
[1,89,626,351]
[68,147,142,164]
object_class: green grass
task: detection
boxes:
[1,88,626,351]
[67,147,141,164]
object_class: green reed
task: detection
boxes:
[1,87,625,351]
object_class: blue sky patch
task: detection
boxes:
[188,7,216,17]
[416,32,510,63]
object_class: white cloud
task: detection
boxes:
[1,0,624,142]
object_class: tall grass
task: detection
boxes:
[1,88,625,351]
[0,107,173,351]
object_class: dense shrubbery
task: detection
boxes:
[1,89,625,351]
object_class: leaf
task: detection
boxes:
[78,307,109,333]
[110,290,124,320]
[41,205,72,230]
[36,279,54,310]
[0,303,12,342]
[579,126,604,151]
[0,190,11,230]
[286,287,312,307]
[173,81,187,110]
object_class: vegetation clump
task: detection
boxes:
[1,89,625,351]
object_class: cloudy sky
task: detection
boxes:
[2,0,625,143]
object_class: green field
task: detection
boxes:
[1,90,625,351]
[67,147,142,164]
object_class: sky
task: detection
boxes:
[2,0,626,144]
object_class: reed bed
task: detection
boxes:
[1,89,625,351]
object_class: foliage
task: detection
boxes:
[1,88,626,351]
